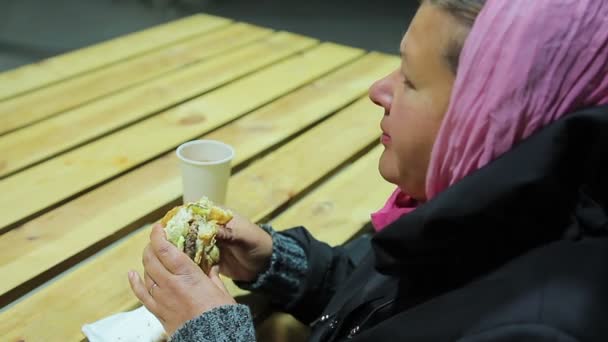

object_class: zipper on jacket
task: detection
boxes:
[346,299,396,339]
[310,312,341,341]
[310,312,337,329]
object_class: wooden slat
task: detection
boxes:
[204,53,397,162]
[0,32,314,178]
[0,23,273,135]
[271,146,393,245]
[0,227,152,342]
[0,98,389,342]
[0,53,398,304]
[0,42,363,231]
[0,14,230,101]
[227,97,382,222]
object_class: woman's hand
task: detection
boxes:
[128,224,236,336]
[216,212,273,282]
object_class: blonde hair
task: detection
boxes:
[425,0,486,72]
[428,0,485,26]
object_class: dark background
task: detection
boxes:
[0,0,418,72]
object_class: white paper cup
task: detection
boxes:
[176,140,235,204]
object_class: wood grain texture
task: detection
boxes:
[0,53,398,305]
[271,145,393,245]
[0,23,273,135]
[0,41,365,230]
[227,97,383,220]
[0,32,314,177]
[204,53,398,163]
[0,113,391,342]
[0,14,230,101]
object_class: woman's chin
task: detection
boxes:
[378,155,399,185]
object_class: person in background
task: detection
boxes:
[129,0,608,340]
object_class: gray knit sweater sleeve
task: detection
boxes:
[169,224,308,341]
[234,224,308,304]
[169,304,255,342]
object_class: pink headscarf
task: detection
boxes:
[372,0,608,231]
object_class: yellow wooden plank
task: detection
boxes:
[0,43,363,231]
[0,14,230,101]
[0,227,153,342]
[205,53,398,162]
[0,99,389,342]
[0,23,273,135]
[271,146,394,245]
[0,53,399,303]
[0,32,315,178]
[227,97,383,222]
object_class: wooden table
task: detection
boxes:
[0,14,398,341]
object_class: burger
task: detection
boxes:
[160,197,232,273]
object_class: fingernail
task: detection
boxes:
[128,271,135,279]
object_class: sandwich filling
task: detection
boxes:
[161,197,231,273]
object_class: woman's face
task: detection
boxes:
[369,3,461,201]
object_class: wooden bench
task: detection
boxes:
[0,14,398,341]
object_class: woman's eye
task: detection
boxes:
[403,78,415,90]
[401,74,415,90]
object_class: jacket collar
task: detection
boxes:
[372,106,608,288]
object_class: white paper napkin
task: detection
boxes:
[82,306,167,342]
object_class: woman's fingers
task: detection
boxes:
[149,224,192,275]
[143,244,172,284]
[144,271,157,294]
[216,225,236,242]
[128,270,159,314]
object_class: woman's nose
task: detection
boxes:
[368,70,396,113]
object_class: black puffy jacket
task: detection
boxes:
[279,106,608,342]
